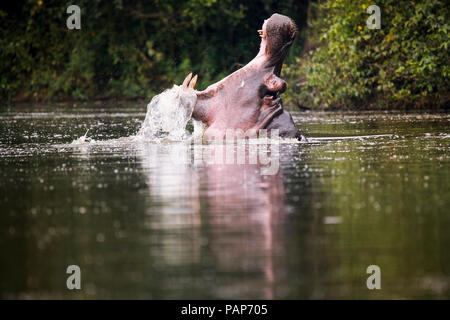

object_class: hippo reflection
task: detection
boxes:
[137,142,298,298]
[182,13,302,140]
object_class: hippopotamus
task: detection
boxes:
[182,13,302,140]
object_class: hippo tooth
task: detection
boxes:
[182,72,193,88]
[240,80,245,88]
[189,74,198,89]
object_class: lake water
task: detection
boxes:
[0,103,449,299]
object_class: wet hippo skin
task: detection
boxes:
[182,13,302,140]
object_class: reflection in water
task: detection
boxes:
[137,141,295,299]
[0,106,449,299]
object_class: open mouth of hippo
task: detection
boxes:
[180,13,302,140]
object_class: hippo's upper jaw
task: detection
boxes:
[180,13,301,140]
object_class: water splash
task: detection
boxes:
[137,85,197,141]
[71,129,94,145]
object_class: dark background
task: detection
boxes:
[0,0,308,101]
[0,0,448,109]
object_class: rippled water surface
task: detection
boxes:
[0,103,449,299]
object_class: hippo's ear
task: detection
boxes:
[182,72,193,88]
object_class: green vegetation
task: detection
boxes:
[0,0,448,109]
[0,0,306,102]
[284,0,449,109]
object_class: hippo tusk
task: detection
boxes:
[182,72,193,88]
[189,74,198,89]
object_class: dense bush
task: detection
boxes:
[284,0,449,109]
[2,0,448,109]
[0,0,307,102]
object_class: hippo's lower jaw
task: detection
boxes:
[265,107,303,140]
[179,13,302,140]
[202,103,284,140]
